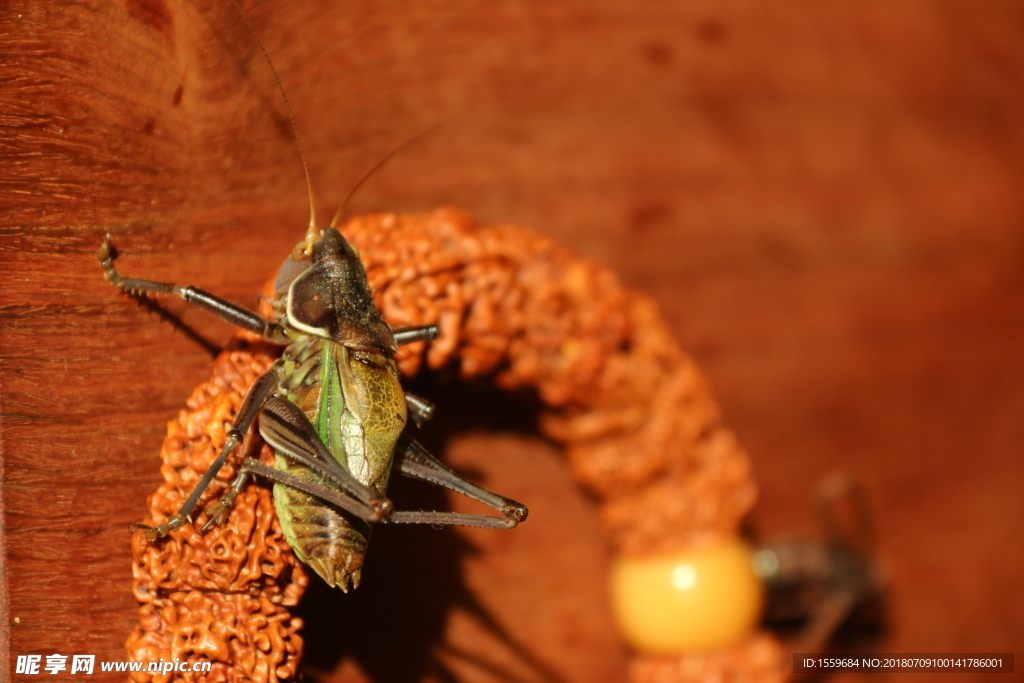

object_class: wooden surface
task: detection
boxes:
[1,1,1022,681]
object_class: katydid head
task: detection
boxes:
[282,228,397,353]
[311,226,359,262]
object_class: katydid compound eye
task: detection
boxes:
[287,263,336,334]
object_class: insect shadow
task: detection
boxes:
[295,373,566,683]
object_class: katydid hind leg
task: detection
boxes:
[258,395,393,518]
[240,459,391,523]
[97,235,288,343]
[133,362,282,540]
[385,510,522,529]
[387,435,528,528]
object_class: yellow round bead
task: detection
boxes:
[610,537,764,654]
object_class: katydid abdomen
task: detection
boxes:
[273,335,407,591]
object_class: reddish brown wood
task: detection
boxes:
[2,0,1023,682]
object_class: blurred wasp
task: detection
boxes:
[96,1,527,593]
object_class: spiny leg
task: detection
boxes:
[404,392,435,427]
[392,324,439,346]
[97,235,289,344]
[385,435,528,529]
[256,396,393,521]
[134,362,282,541]
[242,459,391,523]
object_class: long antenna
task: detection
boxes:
[329,124,441,228]
[229,0,318,235]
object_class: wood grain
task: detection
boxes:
[2,1,1022,682]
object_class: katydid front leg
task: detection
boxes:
[97,235,289,344]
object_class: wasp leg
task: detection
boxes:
[392,324,439,346]
[134,362,282,541]
[404,392,435,427]
[97,235,289,344]
[254,396,393,521]
[384,435,528,529]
